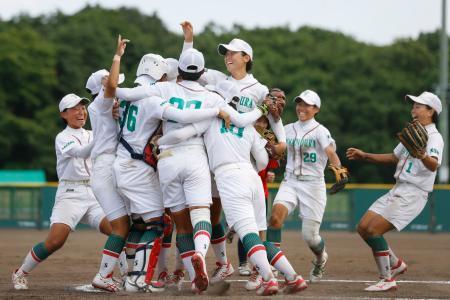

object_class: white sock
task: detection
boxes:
[190,208,212,258]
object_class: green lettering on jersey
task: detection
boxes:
[286,138,316,148]
[167,97,202,123]
[239,96,253,109]
[303,152,317,163]
[119,100,138,132]
[220,120,244,138]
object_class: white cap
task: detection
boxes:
[294,89,321,108]
[206,80,240,103]
[136,53,169,81]
[85,69,125,95]
[406,91,442,115]
[166,58,179,82]
[218,38,253,61]
[59,93,90,112]
[178,48,205,73]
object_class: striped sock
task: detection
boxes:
[19,242,50,274]
[99,234,126,277]
[263,241,296,281]
[177,233,196,281]
[388,248,399,267]
[211,223,228,264]
[118,248,128,277]
[125,225,145,272]
[266,227,282,248]
[310,237,326,261]
[242,233,273,281]
[365,236,391,279]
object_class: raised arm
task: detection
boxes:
[181,21,193,52]
[105,35,129,98]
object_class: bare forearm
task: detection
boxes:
[363,153,398,165]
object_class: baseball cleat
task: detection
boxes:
[191,252,209,292]
[238,262,252,276]
[166,269,185,290]
[245,269,263,291]
[282,275,308,294]
[210,261,234,283]
[256,277,279,296]
[310,251,328,283]
[11,269,28,290]
[92,273,120,292]
[391,259,407,279]
[157,270,169,285]
[364,278,398,292]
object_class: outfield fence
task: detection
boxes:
[1,183,449,232]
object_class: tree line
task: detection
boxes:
[0,5,445,182]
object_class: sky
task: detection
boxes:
[0,0,448,45]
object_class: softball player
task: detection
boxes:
[266,90,344,284]
[115,48,265,293]
[346,91,444,292]
[86,36,130,292]
[12,94,112,290]
[188,106,306,295]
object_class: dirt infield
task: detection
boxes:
[1,229,449,299]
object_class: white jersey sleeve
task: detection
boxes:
[317,126,336,150]
[198,68,227,86]
[250,128,269,171]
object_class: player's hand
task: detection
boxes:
[112,99,120,120]
[115,34,130,57]
[218,109,231,129]
[346,148,366,161]
[267,171,275,183]
[181,21,193,43]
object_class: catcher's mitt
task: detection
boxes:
[263,93,286,122]
[143,134,161,171]
[255,124,285,160]
[396,120,428,158]
[328,164,349,194]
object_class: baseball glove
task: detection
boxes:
[263,93,286,122]
[328,164,349,194]
[396,120,428,158]
[143,134,161,171]
[255,124,285,160]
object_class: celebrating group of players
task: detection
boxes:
[11,21,444,296]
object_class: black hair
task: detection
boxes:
[178,68,205,81]
[426,105,439,123]
[245,57,253,72]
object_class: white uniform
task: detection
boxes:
[88,90,127,221]
[113,96,167,220]
[198,117,268,231]
[117,81,225,210]
[199,70,286,143]
[51,126,104,231]
[369,123,444,230]
[273,118,335,223]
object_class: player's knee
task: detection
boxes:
[302,219,322,248]
[189,207,210,228]
[357,222,369,238]
[233,218,259,239]
[45,238,65,253]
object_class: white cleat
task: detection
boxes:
[12,269,28,290]
[310,251,328,283]
[238,262,252,276]
[256,277,279,296]
[124,275,165,293]
[92,273,120,292]
[391,259,407,279]
[245,270,263,291]
[365,278,398,292]
[210,261,234,283]
[166,269,185,290]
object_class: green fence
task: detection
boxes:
[1,183,450,231]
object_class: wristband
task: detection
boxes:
[113,54,121,61]
[257,103,269,115]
